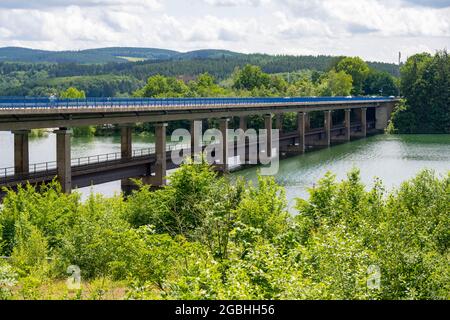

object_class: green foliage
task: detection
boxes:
[0,260,18,300]
[72,126,96,137]
[391,51,450,133]
[364,70,398,96]
[10,215,48,274]
[136,74,190,98]
[236,175,289,241]
[60,87,86,99]
[335,57,370,95]
[0,165,448,300]
[232,65,272,91]
[317,69,353,96]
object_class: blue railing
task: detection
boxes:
[0,96,395,110]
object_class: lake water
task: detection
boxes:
[0,132,449,208]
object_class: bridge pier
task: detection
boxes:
[275,113,283,133]
[263,114,273,158]
[239,116,248,132]
[190,120,203,161]
[297,112,307,152]
[214,118,230,172]
[144,123,168,187]
[13,130,30,175]
[120,124,134,195]
[375,103,395,130]
[353,108,367,138]
[238,116,248,165]
[344,109,351,141]
[331,109,351,142]
[54,128,72,194]
[305,113,311,131]
[309,111,331,147]
[285,112,307,154]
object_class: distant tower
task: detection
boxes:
[398,52,401,65]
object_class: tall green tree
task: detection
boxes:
[59,87,86,99]
[335,57,370,95]
[137,74,190,98]
[390,51,449,133]
[364,70,398,96]
[317,70,353,96]
[232,65,271,91]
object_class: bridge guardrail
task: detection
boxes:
[0,96,395,110]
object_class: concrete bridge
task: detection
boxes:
[0,96,398,196]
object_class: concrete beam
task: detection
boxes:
[54,128,72,194]
[12,130,30,175]
[0,101,395,131]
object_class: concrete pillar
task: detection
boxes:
[239,116,248,132]
[375,103,394,130]
[218,118,230,172]
[12,130,30,175]
[120,125,134,194]
[344,109,351,141]
[361,108,367,137]
[275,113,283,132]
[190,120,202,160]
[151,123,168,186]
[54,128,72,194]
[305,112,311,131]
[324,110,332,146]
[297,112,306,153]
[264,114,273,158]
[120,125,133,159]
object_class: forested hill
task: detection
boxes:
[0,46,400,97]
[0,46,398,76]
[0,47,242,64]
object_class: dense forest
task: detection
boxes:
[0,47,399,97]
[389,51,450,134]
[0,163,448,300]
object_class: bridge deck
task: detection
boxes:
[0,96,396,131]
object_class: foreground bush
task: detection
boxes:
[0,164,448,300]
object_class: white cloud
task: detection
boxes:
[202,0,269,7]
[0,0,161,9]
[0,0,448,62]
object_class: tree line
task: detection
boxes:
[0,54,399,97]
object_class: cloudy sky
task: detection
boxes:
[0,0,449,63]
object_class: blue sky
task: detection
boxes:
[0,0,448,63]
